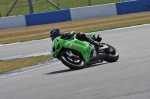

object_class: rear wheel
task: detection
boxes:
[59,50,86,70]
[100,43,119,62]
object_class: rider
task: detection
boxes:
[50,28,105,61]
[50,28,102,49]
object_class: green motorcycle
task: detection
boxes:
[52,31,119,70]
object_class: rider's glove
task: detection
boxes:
[94,35,102,42]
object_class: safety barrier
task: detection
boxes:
[70,3,117,21]
[0,0,149,30]
[116,0,150,14]
[25,9,71,26]
[0,15,26,30]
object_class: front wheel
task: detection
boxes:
[100,43,119,62]
[59,50,86,70]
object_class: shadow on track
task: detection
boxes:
[45,69,74,75]
[44,62,109,75]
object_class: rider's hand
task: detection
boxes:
[95,35,102,42]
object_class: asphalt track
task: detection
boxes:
[0,24,150,99]
[0,38,52,60]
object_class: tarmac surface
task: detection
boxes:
[0,24,150,99]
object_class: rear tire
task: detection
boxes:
[59,51,86,70]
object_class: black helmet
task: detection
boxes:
[50,28,61,41]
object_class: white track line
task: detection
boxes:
[0,52,52,60]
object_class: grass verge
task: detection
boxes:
[0,55,53,74]
[0,11,150,44]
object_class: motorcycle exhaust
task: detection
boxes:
[90,53,105,61]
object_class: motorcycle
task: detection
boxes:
[51,31,119,70]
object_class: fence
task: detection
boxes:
[0,0,150,30]
[0,0,127,17]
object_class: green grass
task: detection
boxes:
[0,55,53,74]
[0,0,126,17]
[79,20,150,33]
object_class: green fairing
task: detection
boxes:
[52,33,94,63]
[87,33,94,39]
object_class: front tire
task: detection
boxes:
[101,43,119,62]
[59,51,86,70]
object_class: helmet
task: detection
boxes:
[50,28,61,41]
